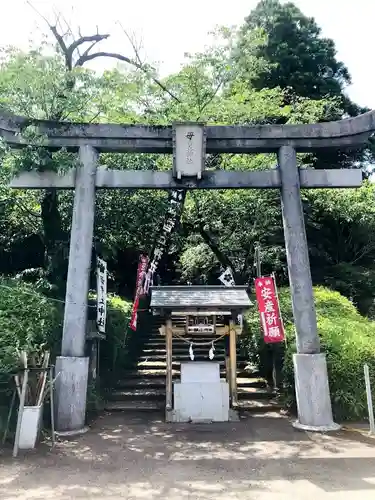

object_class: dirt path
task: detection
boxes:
[1,411,375,499]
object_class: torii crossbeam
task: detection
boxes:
[2,109,374,434]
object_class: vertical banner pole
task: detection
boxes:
[165,319,173,420]
[364,364,375,434]
[229,319,238,407]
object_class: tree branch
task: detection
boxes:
[70,34,110,64]
[75,51,181,102]
[28,2,181,103]
[198,224,237,274]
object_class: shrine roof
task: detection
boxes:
[150,285,252,312]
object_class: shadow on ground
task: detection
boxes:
[1,411,375,499]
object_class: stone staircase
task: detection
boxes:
[106,315,280,413]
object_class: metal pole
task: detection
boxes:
[255,245,262,278]
[364,364,375,434]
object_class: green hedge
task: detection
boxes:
[0,278,63,433]
[243,286,375,421]
[0,278,63,378]
[98,294,132,375]
[0,279,132,430]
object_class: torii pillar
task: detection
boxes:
[55,145,98,434]
[278,146,339,431]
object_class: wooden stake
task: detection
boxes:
[49,365,56,446]
[2,389,16,445]
[166,319,173,412]
[225,334,230,388]
[13,369,29,458]
[229,320,238,407]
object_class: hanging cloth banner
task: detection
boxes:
[130,253,149,331]
[218,267,236,287]
[143,189,186,294]
[254,275,285,343]
[218,267,243,327]
[96,257,107,333]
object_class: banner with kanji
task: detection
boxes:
[143,189,186,294]
[96,257,107,333]
[254,276,285,343]
[130,254,149,331]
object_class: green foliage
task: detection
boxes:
[0,45,102,120]
[0,278,63,377]
[97,294,133,374]
[305,183,375,314]
[245,286,375,420]
[240,0,351,103]
[0,277,63,433]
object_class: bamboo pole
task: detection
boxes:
[229,320,238,407]
[165,319,173,413]
[13,369,29,458]
[49,365,56,446]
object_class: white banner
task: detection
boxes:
[218,267,243,327]
[96,257,107,333]
[218,267,235,287]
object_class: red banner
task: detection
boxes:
[129,254,149,331]
[254,276,285,343]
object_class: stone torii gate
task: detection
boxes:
[2,110,375,434]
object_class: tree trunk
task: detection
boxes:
[41,188,66,291]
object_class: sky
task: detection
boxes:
[0,0,374,110]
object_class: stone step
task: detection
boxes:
[109,386,273,401]
[115,368,260,379]
[138,349,228,361]
[141,338,228,345]
[104,398,281,413]
[114,373,267,389]
[138,354,228,362]
[114,376,266,389]
[104,400,164,411]
[135,360,249,369]
[141,347,228,353]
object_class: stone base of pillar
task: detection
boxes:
[55,356,89,434]
[292,353,341,432]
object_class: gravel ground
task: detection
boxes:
[1,411,375,499]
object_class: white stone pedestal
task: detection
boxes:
[171,362,230,423]
[293,353,340,432]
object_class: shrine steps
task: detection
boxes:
[105,315,281,414]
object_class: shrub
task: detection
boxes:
[0,278,63,433]
[0,278,63,378]
[244,286,375,421]
[100,294,133,374]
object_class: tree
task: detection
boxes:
[236,0,371,169]
[0,6,180,292]
[238,0,352,105]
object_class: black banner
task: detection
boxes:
[143,189,186,294]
